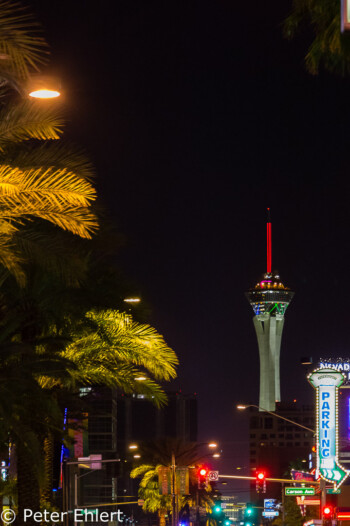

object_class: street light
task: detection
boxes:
[27,75,61,99]
[236,403,315,433]
[123,297,141,304]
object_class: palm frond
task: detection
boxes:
[0,164,96,207]
[0,0,48,80]
[6,142,95,181]
[0,204,98,239]
[0,100,63,149]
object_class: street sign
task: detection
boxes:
[327,488,341,494]
[208,471,219,481]
[262,511,279,518]
[158,466,171,495]
[285,487,315,496]
[176,466,189,495]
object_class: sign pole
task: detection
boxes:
[171,452,176,526]
[281,483,285,526]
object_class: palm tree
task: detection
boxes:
[0,99,98,283]
[131,439,215,526]
[0,0,48,96]
[284,0,350,75]
[0,265,178,518]
[0,0,99,284]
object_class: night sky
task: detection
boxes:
[28,0,350,493]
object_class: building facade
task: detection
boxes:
[247,403,315,497]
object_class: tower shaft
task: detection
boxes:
[253,314,284,411]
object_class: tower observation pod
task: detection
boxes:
[245,211,294,411]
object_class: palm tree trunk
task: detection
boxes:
[41,431,54,504]
[159,509,166,526]
[17,442,40,526]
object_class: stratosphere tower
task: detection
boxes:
[245,211,294,411]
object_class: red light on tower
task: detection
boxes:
[255,469,266,493]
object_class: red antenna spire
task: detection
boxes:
[267,208,272,274]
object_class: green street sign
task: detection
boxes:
[285,487,315,496]
[327,488,341,494]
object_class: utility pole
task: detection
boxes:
[171,452,176,526]
[281,482,285,526]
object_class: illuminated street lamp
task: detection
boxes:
[27,75,61,98]
[236,403,315,433]
[208,442,217,448]
[123,297,141,304]
[128,444,138,450]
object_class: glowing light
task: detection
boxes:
[123,297,141,303]
[267,215,272,273]
[29,89,60,99]
[213,453,220,458]
[129,444,138,450]
[135,376,146,381]
[199,468,208,477]
[208,442,217,448]
[237,405,247,410]
[133,454,141,459]
[257,472,265,480]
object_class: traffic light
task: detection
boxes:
[197,466,209,489]
[255,469,266,493]
[212,502,224,525]
[322,505,333,525]
[243,504,256,526]
[212,502,222,515]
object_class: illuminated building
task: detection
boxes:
[221,496,240,521]
[246,213,294,411]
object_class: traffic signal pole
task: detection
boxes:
[171,452,176,526]
[218,474,320,485]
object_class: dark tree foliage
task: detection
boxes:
[285,0,350,75]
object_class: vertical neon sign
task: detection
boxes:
[308,368,349,488]
[348,395,350,442]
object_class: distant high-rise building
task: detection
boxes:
[247,402,315,498]
[246,212,294,411]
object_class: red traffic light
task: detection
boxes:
[255,469,266,494]
[323,505,333,518]
[199,468,208,477]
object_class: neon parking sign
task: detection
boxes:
[308,368,349,488]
